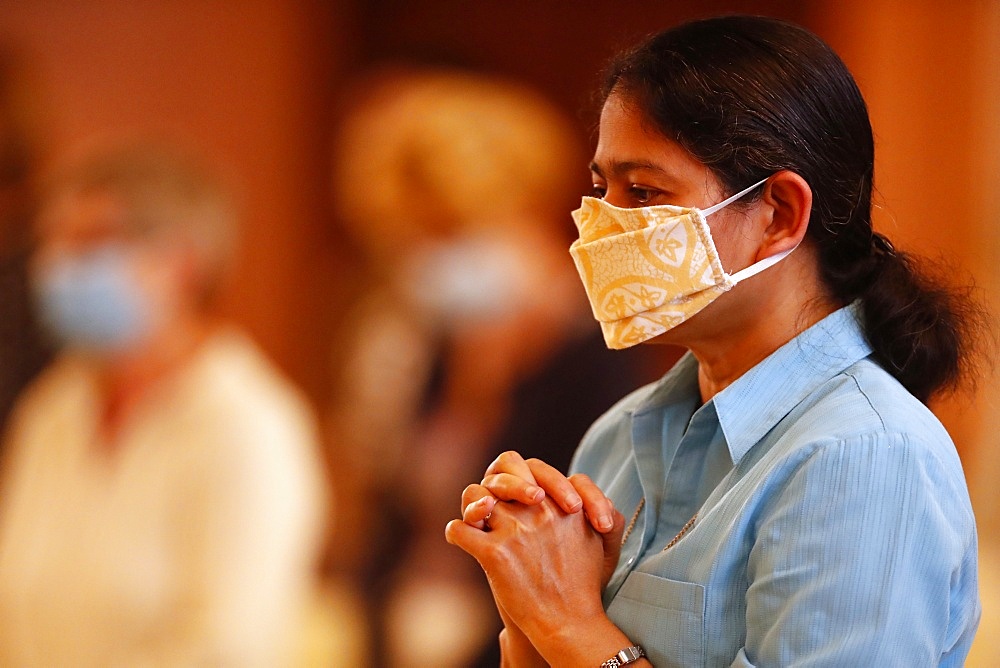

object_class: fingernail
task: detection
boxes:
[598,515,613,531]
[568,495,583,511]
[526,486,544,502]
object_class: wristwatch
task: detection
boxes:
[601,645,645,667]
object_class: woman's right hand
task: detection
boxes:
[461,451,618,534]
[447,490,628,664]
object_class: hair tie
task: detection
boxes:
[871,232,895,259]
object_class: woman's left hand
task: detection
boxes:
[445,495,625,661]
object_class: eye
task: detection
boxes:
[629,185,656,205]
[590,183,607,199]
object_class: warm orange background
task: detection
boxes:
[2,0,998,661]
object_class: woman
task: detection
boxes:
[445,15,983,667]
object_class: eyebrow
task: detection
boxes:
[589,159,677,181]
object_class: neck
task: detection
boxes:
[683,257,839,403]
[93,312,210,449]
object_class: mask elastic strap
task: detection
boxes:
[729,245,797,284]
[702,175,793,283]
[702,177,770,217]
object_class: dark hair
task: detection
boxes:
[602,15,987,403]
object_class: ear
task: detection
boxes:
[756,170,812,261]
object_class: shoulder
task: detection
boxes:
[783,357,957,466]
[11,353,88,405]
[189,330,318,439]
[760,357,973,530]
[179,331,323,487]
[3,354,93,439]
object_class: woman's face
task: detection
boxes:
[587,91,767,342]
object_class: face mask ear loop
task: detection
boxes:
[701,175,796,284]
[701,177,770,218]
[729,246,797,283]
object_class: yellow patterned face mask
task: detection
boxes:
[570,177,794,349]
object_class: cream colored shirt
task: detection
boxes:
[0,330,327,667]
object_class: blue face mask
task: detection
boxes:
[32,244,153,355]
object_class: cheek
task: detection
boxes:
[129,251,181,306]
[707,215,759,272]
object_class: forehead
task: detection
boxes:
[36,189,133,246]
[592,93,718,191]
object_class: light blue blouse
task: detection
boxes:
[570,304,980,667]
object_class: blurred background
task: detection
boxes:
[0,0,997,666]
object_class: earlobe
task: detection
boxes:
[760,170,812,256]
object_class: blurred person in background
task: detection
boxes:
[0,45,52,438]
[0,138,328,666]
[327,67,660,666]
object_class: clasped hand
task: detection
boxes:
[444,451,625,659]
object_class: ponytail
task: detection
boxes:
[857,244,979,404]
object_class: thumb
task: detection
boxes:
[602,508,625,555]
[600,509,626,589]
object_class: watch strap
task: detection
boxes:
[601,644,645,667]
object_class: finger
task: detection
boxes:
[481,472,545,505]
[484,451,537,485]
[522,458,583,514]
[569,473,616,533]
[445,518,495,564]
[462,495,496,530]
[460,483,497,529]
[460,483,494,512]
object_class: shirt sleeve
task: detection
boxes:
[739,433,980,667]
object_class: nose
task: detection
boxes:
[600,186,632,210]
